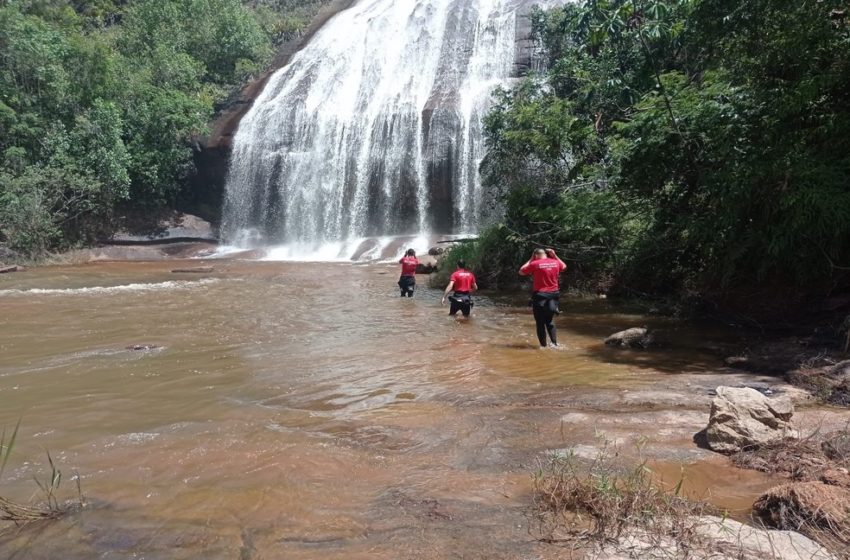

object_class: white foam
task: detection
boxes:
[261,238,367,262]
[205,245,253,258]
[0,279,218,297]
[380,234,431,263]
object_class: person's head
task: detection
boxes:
[405,248,415,257]
[534,248,547,260]
[457,259,467,270]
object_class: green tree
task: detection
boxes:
[475,0,850,303]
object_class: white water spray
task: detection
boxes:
[222,0,553,259]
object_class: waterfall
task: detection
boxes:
[221,0,550,259]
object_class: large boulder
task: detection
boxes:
[705,386,796,454]
[416,255,438,274]
[604,327,653,349]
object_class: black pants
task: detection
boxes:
[398,275,415,297]
[449,292,473,316]
[532,291,559,346]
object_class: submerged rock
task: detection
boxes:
[126,344,161,352]
[705,386,796,454]
[604,327,653,349]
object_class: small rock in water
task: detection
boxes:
[126,344,161,352]
[604,327,653,348]
[171,267,214,273]
[724,355,753,370]
[428,246,444,256]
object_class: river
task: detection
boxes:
[0,260,826,559]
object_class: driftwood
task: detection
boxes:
[0,265,19,274]
[170,267,214,273]
[436,238,476,244]
[0,496,62,522]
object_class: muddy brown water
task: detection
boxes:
[0,260,810,559]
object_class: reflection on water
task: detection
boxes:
[0,261,781,558]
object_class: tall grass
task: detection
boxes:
[531,447,714,548]
[0,422,82,523]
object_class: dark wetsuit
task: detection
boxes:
[447,269,476,317]
[398,275,415,297]
[448,292,473,317]
[520,257,566,347]
[531,291,559,347]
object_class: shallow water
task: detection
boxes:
[0,261,783,558]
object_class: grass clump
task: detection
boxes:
[1,421,83,524]
[531,445,715,555]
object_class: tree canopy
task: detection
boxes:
[0,0,322,253]
[473,0,850,304]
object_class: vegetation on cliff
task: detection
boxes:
[0,0,325,255]
[468,0,850,309]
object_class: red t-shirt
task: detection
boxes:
[399,256,419,276]
[520,258,566,292]
[450,269,476,292]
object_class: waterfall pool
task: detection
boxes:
[1,260,846,558]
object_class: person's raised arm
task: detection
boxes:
[546,248,567,271]
[441,280,455,305]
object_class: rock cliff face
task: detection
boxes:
[184,0,357,224]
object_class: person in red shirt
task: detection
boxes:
[441,260,478,318]
[398,248,420,297]
[519,248,567,347]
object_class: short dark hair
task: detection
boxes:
[457,259,467,269]
[406,248,415,257]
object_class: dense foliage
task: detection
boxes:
[0,0,322,254]
[473,0,850,303]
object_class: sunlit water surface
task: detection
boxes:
[0,261,782,559]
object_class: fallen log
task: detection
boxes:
[171,267,214,273]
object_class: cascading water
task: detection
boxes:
[221,0,551,259]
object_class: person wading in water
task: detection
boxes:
[519,248,567,347]
[398,249,420,297]
[441,260,477,318]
